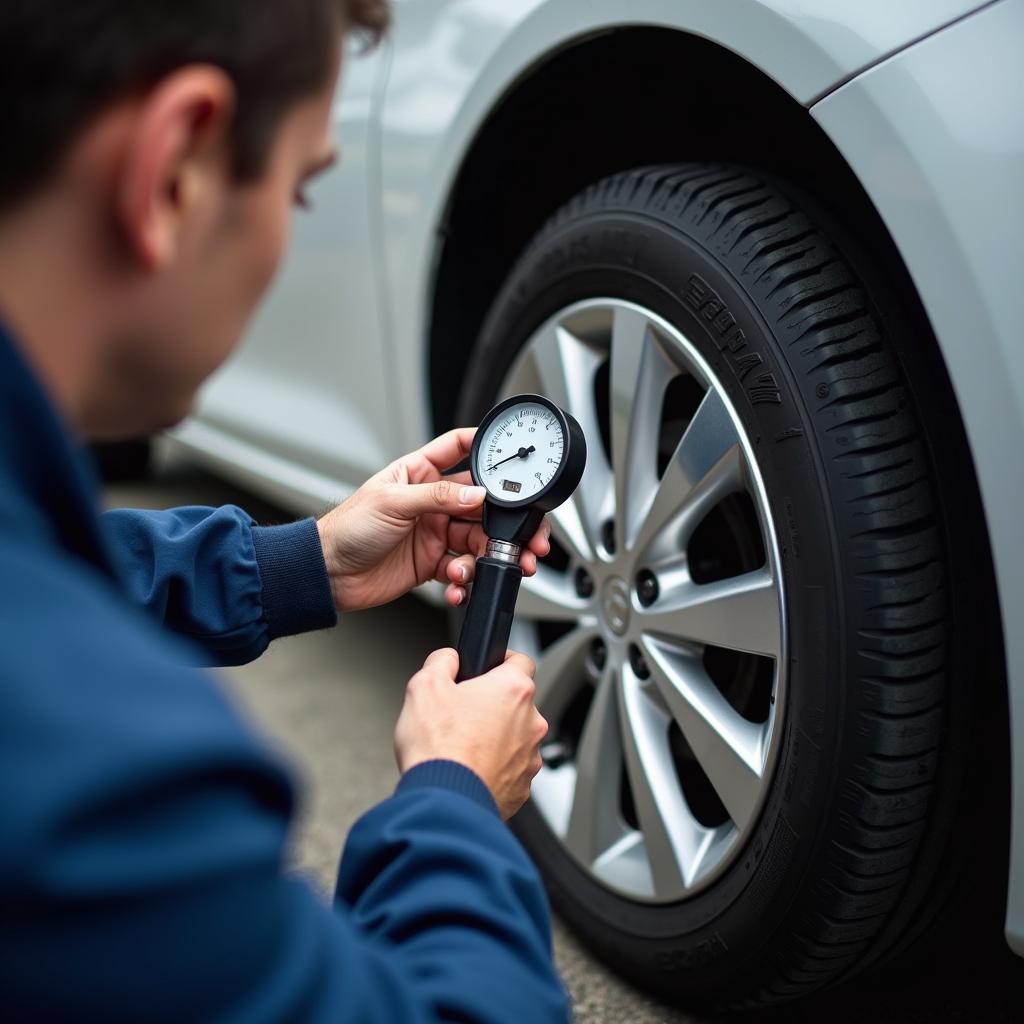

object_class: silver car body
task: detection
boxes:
[172,0,1024,953]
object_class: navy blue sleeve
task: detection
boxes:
[336,761,570,1023]
[101,505,337,665]
[0,546,569,1023]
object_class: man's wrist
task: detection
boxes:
[315,516,345,612]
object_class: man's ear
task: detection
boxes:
[116,66,236,271]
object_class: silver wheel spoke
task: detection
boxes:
[533,624,600,723]
[529,322,613,556]
[564,666,625,866]
[632,388,745,562]
[547,494,594,565]
[609,306,669,553]
[642,638,766,831]
[638,567,780,658]
[516,564,590,621]
[619,670,713,895]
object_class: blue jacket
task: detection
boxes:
[0,325,569,1023]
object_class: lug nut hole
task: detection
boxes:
[628,643,650,680]
[601,520,616,556]
[635,569,659,607]
[574,566,595,598]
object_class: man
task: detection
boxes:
[0,2,569,1020]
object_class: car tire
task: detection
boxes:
[455,164,972,1009]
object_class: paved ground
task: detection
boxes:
[107,451,1024,1024]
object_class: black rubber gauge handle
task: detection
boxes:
[455,557,523,682]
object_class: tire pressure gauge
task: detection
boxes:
[457,394,587,681]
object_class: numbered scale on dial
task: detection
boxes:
[471,394,586,512]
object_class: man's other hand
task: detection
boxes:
[394,648,547,820]
[316,428,551,612]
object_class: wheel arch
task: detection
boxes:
[427,27,935,440]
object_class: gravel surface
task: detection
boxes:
[106,452,1024,1024]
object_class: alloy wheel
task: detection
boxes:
[500,298,787,902]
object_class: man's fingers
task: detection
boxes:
[479,654,537,698]
[519,551,538,576]
[436,553,474,605]
[446,519,488,556]
[526,517,552,558]
[442,553,475,585]
[420,646,459,680]
[434,553,457,584]
[502,649,537,677]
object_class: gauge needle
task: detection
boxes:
[489,445,536,470]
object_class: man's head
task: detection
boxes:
[0,0,389,438]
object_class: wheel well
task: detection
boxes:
[429,27,914,433]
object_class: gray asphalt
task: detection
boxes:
[107,450,1024,1024]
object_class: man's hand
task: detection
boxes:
[316,428,551,612]
[394,648,547,820]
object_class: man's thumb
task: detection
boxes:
[390,480,486,517]
[421,646,460,680]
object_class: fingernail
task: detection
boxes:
[459,486,486,504]
[454,589,464,605]
[459,564,468,581]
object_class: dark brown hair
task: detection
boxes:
[0,0,391,211]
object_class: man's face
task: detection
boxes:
[106,58,341,435]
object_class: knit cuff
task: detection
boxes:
[250,518,337,640]
[396,759,499,816]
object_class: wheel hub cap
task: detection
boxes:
[601,577,631,636]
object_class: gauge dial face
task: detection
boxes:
[476,401,565,503]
